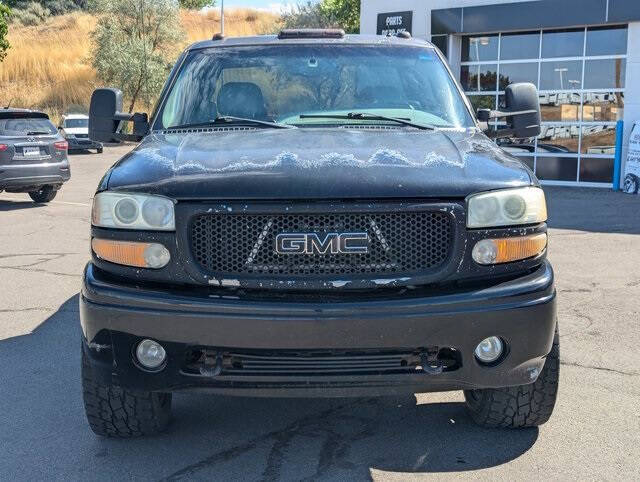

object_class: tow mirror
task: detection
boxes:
[477,82,541,139]
[89,88,149,143]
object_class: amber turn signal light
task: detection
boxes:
[91,238,170,269]
[472,233,547,265]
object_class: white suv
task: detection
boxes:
[59,114,103,154]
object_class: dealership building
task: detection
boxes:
[360,0,640,187]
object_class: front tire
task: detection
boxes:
[464,324,560,428]
[81,349,172,437]
[96,146,103,154]
[29,185,57,203]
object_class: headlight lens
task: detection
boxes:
[92,192,175,230]
[467,187,547,228]
[114,198,139,225]
[142,197,173,228]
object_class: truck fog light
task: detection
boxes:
[136,339,166,369]
[474,336,504,364]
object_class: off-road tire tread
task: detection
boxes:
[81,351,171,437]
[464,324,559,428]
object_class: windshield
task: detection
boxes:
[155,45,473,130]
[64,118,88,128]
[0,117,57,136]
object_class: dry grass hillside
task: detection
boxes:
[0,9,281,122]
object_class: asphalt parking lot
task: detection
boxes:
[1,145,639,480]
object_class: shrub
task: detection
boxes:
[7,1,84,15]
[179,0,215,9]
[11,2,51,26]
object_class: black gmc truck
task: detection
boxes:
[81,30,558,438]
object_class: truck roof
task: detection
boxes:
[188,33,435,52]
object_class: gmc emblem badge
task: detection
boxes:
[275,232,369,255]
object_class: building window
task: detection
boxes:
[430,35,448,58]
[461,25,627,186]
[541,28,584,58]
[500,31,539,60]
[461,34,499,61]
[585,25,627,56]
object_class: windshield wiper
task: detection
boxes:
[299,112,436,130]
[167,116,294,130]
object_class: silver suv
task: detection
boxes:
[0,108,70,203]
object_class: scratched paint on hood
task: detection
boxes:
[103,127,534,199]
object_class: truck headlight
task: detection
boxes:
[467,187,547,228]
[92,192,175,230]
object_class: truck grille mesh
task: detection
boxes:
[190,210,452,277]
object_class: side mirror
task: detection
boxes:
[89,88,149,143]
[477,82,541,139]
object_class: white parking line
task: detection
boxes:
[0,197,90,207]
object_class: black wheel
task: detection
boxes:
[28,185,57,203]
[97,147,103,154]
[464,324,559,428]
[81,349,172,438]
[623,174,639,194]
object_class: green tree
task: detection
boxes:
[0,3,10,62]
[178,0,214,9]
[91,0,184,113]
[318,0,359,33]
[282,0,360,34]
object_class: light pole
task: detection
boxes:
[469,37,490,91]
[221,0,225,36]
[554,67,568,90]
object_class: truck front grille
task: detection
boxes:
[190,209,453,279]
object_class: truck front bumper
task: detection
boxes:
[80,261,556,397]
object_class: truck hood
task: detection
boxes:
[102,128,534,199]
